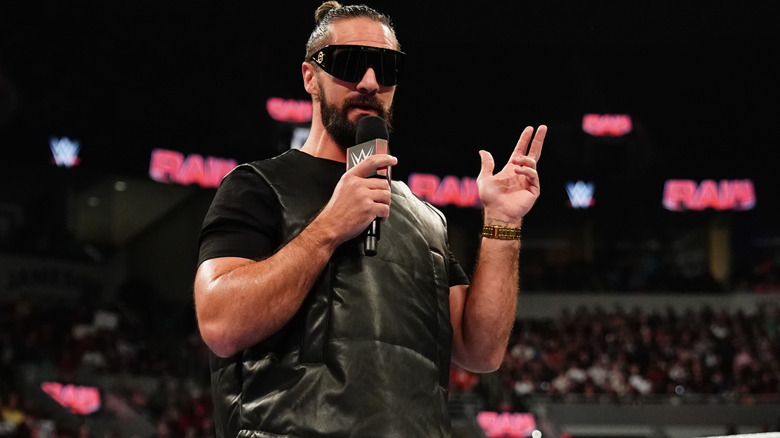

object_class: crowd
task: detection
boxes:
[450,304,780,412]
[3,295,780,437]
[0,297,214,438]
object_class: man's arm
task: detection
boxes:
[194,154,397,358]
[450,125,546,373]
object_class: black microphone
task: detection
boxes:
[346,116,391,256]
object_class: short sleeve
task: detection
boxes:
[197,166,282,266]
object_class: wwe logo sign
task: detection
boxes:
[50,137,81,168]
[566,181,595,208]
[349,145,375,168]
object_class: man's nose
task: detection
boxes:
[356,67,380,94]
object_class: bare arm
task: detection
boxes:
[450,125,546,372]
[194,154,397,358]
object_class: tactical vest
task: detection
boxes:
[209,150,454,438]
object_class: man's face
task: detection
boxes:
[313,17,398,149]
[318,77,393,149]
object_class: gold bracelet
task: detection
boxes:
[482,225,521,240]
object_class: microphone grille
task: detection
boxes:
[356,116,389,143]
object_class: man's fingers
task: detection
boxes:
[512,126,535,157]
[510,155,538,169]
[348,154,397,178]
[511,125,546,162]
[367,181,393,203]
[513,166,540,185]
[527,125,547,162]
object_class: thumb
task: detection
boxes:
[478,150,495,179]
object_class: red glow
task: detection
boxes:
[41,382,101,415]
[149,149,237,188]
[477,412,536,438]
[663,179,756,211]
[436,176,464,206]
[407,173,439,201]
[266,97,313,123]
[408,173,481,208]
[582,113,633,136]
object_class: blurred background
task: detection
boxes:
[1,1,779,437]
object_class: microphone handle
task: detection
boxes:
[364,219,380,256]
[363,171,387,256]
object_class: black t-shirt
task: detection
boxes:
[197,150,469,287]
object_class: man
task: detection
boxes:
[194,2,546,437]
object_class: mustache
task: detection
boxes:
[342,96,393,130]
[344,95,382,111]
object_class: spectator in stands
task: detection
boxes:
[0,392,26,437]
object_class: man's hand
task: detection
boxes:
[316,154,397,244]
[450,125,546,372]
[477,125,546,226]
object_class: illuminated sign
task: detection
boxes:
[566,181,595,209]
[582,113,632,137]
[267,97,312,123]
[41,382,101,415]
[50,137,81,167]
[663,179,756,211]
[408,173,481,208]
[477,412,537,438]
[149,148,237,188]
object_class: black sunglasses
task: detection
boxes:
[309,45,405,86]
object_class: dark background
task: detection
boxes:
[1,0,779,294]
[2,5,780,437]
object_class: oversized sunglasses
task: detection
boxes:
[308,45,406,86]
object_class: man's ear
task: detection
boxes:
[302,62,318,96]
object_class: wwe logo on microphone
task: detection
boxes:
[50,137,81,168]
[348,145,375,168]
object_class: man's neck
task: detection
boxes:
[299,125,347,163]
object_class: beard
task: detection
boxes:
[319,82,394,150]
